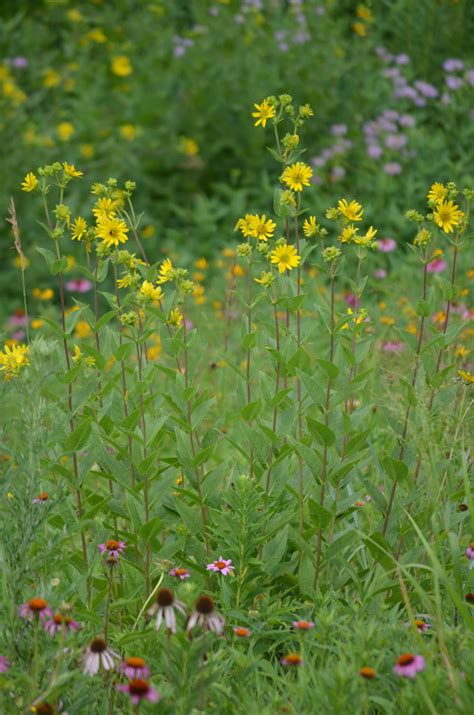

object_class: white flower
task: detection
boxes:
[82,637,118,675]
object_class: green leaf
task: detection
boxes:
[363,532,393,570]
[95,310,116,331]
[241,332,257,350]
[115,342,134,361]
[262,524,289,575]
[308,500,332,529]
[382,456,408,482]
[241,399,262,421]
[36,246,56,271]
[287,346,311,375]
[416,298,430,317]
[64,420,91,452]
[316,358,339,379]
[307,417,335,447]
[399,377,417,407]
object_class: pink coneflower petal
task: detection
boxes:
[0,655,11,673]
[291,620,315,631]
[120,657,150,679]
[117,679,160,704]
[233,626,251,637]
[393,653,425,678]
[378,238,397,253]
[169,567,190,580]
[206,557,235,575]
[281,653,304,667]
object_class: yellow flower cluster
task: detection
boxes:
[0,344,29,381]
[427,183,464,234]
[235,214,276,241]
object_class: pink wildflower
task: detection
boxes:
[393,653,425,678]
[116,679,160,705]
[206,557,235,576]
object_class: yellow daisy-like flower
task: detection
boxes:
[117,274,133,289]
[0,344,29,381]
[303,216,317,238]
[433,200,464,234]
[251,98,276,128]
[157,258,174,284]
[96,216,129,248]
[235,214,256,238]
[270,243,301,274]
[57,121,75,141]
[458,369,474,384]
[281,162,313,192]
[71,217,87,241]
[354,225,377,247]
[111,55,132,77]
[167,307,183,326]
[339,225,358,243]
[338,199,363,222]
[21,172,38,192]
[427,182,447,204]
[140,280,164,302]
[250,214,276,241]
[63,162,83,178]
[92,197,117,220]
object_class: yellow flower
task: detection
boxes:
[63,162,83,178]
[433,200,464,234]
[357,4,373,20]
[354,225,377,247]
[31,319,44,330]
[458,369,474,384]
[33,288,54,301]
[67,8,83,22]
[120,124,136,141]
[43,68,60,88]
[352,22,367,37]
[179,137,199,156]
[195,258,208,270]
[270,244,301,274]
[303,216,317,238]
[57,122,75,141]
[157,258,174,284]
[92,197,117,220]
[339,225,358,243]
[117,274,133,289]
[223,247,235,258]
[251,98,276,128]
[140,280,164,302]
[21,172,38,192]
[254,271,274,287]
[142,224,155,239]
[96,216,129,248]
[0,344,29,381]
[236,214,256,238]
[250,214,276,241]
[74,320,91,339]
[80,144,95,159]
[281,162,313,192]
[72,345,96,367]
[167,307,183,326]
[111,55,132,77]
[83,28,107,44]
[13,255,30,269]
[338,198,363,222]
[427,182,447,204]
[71,217,87,241]
[148,334,162,361]
[380,316,395,326]
[454,345,469,358]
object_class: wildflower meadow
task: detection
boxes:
[0,2,473,714]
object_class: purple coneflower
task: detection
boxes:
[383,162,402,176]
[359,666,376,679]
[44,613,81,636]
[427,258,447,274]
[378,238,397,253]
[393,653,425,678]
[120,656,150,679]
[206,557,235,576]
[82,637,118,675]
[443,58,464,72]
[187,595,224,634]
[147,588,185,634]
[465,542,474,560]
[292,620,315,631]
[65,278,93,293]
[233,626,251,637]
[281,653,304,667]
[32,492,49,504]
[98,539,126,558]
[381,341,405,353]
[446,76,463,91]
[0,655,10,672]
[116,679,160,705]
[373,268,387,280]
[20,597,52,621]
[169,567,190,580]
